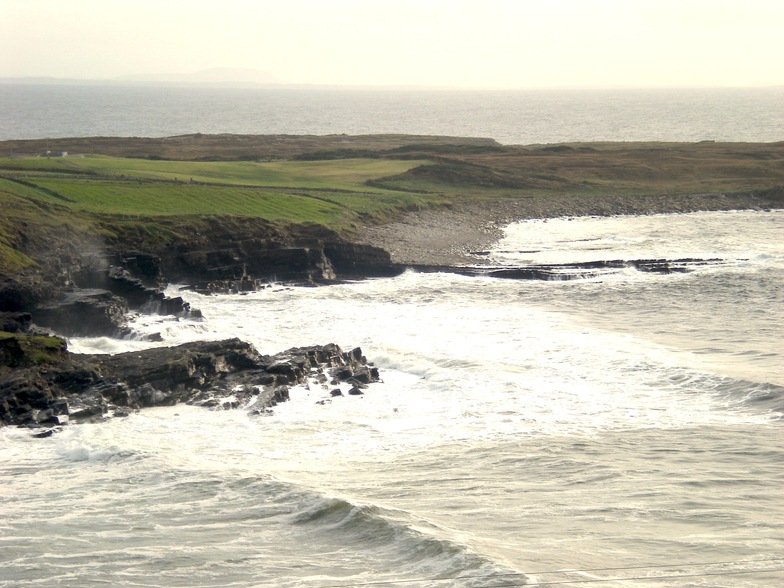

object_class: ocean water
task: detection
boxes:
[0,84,783,144]
[2,210,782,587]
[1,87,783,586]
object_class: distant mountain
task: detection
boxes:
[0,74,470,91]
[113,68,284,87]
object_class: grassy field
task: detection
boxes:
[0,182,96,274]
[0,156,439,226]
[0,137,782,279]
[0,155,424,190]
[0,152,452,276]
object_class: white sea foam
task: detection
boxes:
[3,211,782,588]
[4,83,784,587]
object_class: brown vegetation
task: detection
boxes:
[0,134,498,161]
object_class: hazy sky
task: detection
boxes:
[1,0,782,88]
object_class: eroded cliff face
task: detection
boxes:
[0,215,400,338]
[0,215,393,431]
[123,217,400,286]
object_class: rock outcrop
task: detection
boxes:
[0,338,380,429]
[0,214,402,337]
[32,289,131,338]
[406,258,725,281]
[142,219,404,290]
[26,265,200,339]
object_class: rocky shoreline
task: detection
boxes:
[1,337,380,430]
[0,222,397,431]
[2,187,781,432]
[356,189,784,266]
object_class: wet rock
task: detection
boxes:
[350,366,374,385]
[167,244,328,285]
[332,366,354,382]
[66,391,109,421]
[0,312,33,333]
[33,289,131,338]
[410,258,725,282]
[24,263,200,339]
[322,242,402,279]
[0,339,382,429]
[118,253,162,285]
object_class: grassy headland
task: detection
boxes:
[3,135,781,428]
[0,134,782,284]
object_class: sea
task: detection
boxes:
[0,84,783,144]
[0,84,783,587]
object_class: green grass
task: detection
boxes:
[0,241,36,273]
[0,156,449,232]
[0,156,426,191]
[0,176,64,201]
[26,178,345,219]
[0,332,67,369]
[0,181,102,275]
[1,142,781,281]
[0,332,63,344]
[7,176,440,227]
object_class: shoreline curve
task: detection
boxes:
[356,191,782,266]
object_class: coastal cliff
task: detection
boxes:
[0,203,395,431]
[1,135,782,430]
[0,214,400,339]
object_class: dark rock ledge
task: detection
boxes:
[0,215,403,340]
[2,263,202,340]
[403,257,726,280]
[0,336,380,432]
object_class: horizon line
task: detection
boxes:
[0,76,781,92]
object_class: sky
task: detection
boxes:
[1,0,782,89]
